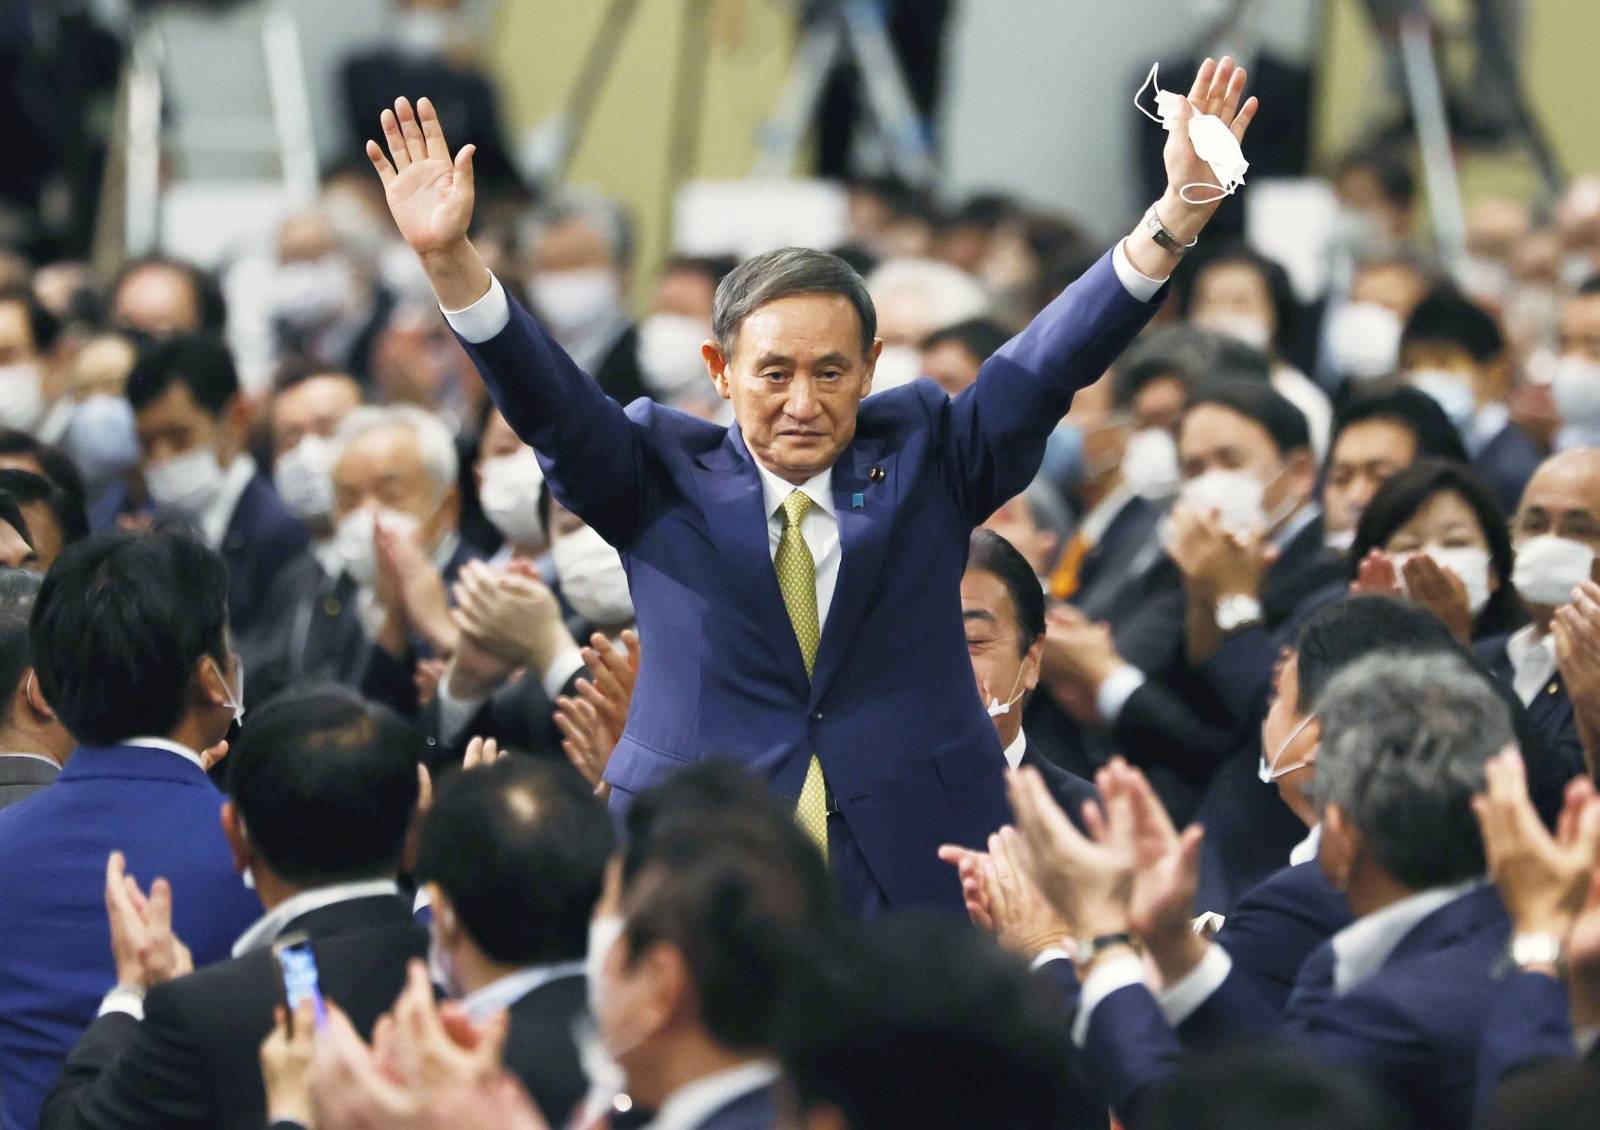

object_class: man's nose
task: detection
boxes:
[785,377,822,421]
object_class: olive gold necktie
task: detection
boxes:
[775,489,829,857]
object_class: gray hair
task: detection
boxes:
[330,405,459,502]
[0,568,41,729]
[1312,653,1510,889]
[521,189,634,268]
[713,247,876,359]
[864,257,989,331]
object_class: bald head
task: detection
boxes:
[1512,448,1600,556]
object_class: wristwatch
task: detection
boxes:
[1508,932,1565,972]
[1143,203,1199,257]
[1214,593,1263,632]
[1073,932,1135,968]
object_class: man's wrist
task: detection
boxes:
[1146,925,1208,987]
[1155,189,1210,244]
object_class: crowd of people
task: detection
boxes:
[0,20,1597,1130]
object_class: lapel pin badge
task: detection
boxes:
[868,465,886,482]
[851,492,865,509]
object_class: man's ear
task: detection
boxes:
[220,801,251,875]
[1022,635,1045,694]
[860,338,884,395]
[703,341,732,401]
[1319,802,1359,891]
[22,669,54,723]
[1287,447,1318,500]
[429,884,460,945]
[193,651,227,711]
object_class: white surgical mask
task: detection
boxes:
[1259,712,1316,783]
[145,447,227,518]
[1406,368,1477,432]
[585,913,624,1019]
[0,362,46,432]
[1551,353,1600,431]
[1325,527,1357,553]
[637,314,711,400]
[1135,63,1248,204]
[1195,311,1272,352]
[272,434,336,522]
[530,269,622,343]
[551,525,633,626]
[271,256,353,329]
[64,395,140,485]
[1406,544,1492,616]
[985,666,1026,718]
[1513,534,1595,607]
[1178,468,1267,537]
[1121,427,1180,500]
[335,508,422,588]
[479,446,545,546]
[871,344,922,392]
[1326,302,1402,381]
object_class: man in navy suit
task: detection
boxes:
[1010,652,1515,1130]
[95,336,311,641]
[364,57,1260,912]
[0,528,261,1129]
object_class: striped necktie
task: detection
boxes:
[774,489,829,857]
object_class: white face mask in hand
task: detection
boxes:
[552,525,634,626]
[479,446,546,546]
[1135,62,1249,205]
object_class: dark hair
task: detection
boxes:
[920,317,1010,364]
[0,492,30,552]
[1401,285,1504,363]
[271,357,359,396]
[661,254,740,288]
[776,917,1077,1130]
[31,529,229,745]
[1335,147,1417,210]
[0,470,89,550]
[1112,325,1271,409]
[1185,379,1311,456]
[0,430,88,506]
[622,811,837,1051]
[1580,275,1600,298]
[0,284,60,353]
[418,759,613,965]
[1295,594,1459,711]
[110,255,227,336]
[1145,1049,1403,1130]
[228,684,420,885]
[967,528,1045,654]
[713,248,876,359]
[1348,458,1520,637]
[1176,242,1297,354]
[1328,387,1469,468]
[127,334,240,416]
[0,569,41,730]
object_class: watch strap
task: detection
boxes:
[1074,931,1135,967]
[1143,203,1198,256]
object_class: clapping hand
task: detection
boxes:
[554,631,638,796]
[105,850,193,992]
[1007,765,1136,940]
[374,522,458,657]
[1166,505,1274,601]
[936,829,1073,960]
[451,560,574,674]
[462,736,508,771]
[1554,582,1600,777]
[1039,607,1123,723]
[260,1002,318,1128]
[1353,550,1473,642]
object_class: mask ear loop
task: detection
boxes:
[1134,62,1166,124]
[1179,181,1234,206]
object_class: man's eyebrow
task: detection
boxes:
[963,609,997,624]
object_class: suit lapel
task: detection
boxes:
[695,431,811,699]
[810,440,898,706]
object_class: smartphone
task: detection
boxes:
[272,933,328,1033]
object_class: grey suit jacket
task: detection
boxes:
[0,754,59,810]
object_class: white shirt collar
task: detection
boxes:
[231,878,402,957]
[754,460,834,524]
[1076,482,1136,548]
[1329,879,1483,995]
[1468,402,1510,456]
[199,455,258,549]
[123,737,206,771]
[645,1060,780,1130]
[0,751,60,769]
[1506,622,1551,666]
[458,961,586,1020]
[1002,729,1027,771]
[1271,500,1321,552]
[1288,822,1321,867]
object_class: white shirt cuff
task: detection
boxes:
[1096,663,1147,725]
[1154,943,1231,1026]
[542,646,586,702]
[438,670,490,743]
[441,273,510,344]
[1071,950,1145,1048]
[1030,945,1073,973]
[1112,239,1167,303]
[98,985,146,1022]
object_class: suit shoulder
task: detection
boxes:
[859,379,947,430]
[235,477,311,549]
[623,398,727,454]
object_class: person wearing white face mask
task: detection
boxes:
[416,757,612,1127]
[267,369,363,554]
[0,285,62,439]
[267,211,391,382]
[474,406,546,558]
[1319,252,1430,388]
[1397,285,1541,516]
[116,336,310,641]
[522,191,650,406]
[865,258,990,396]
[1550,276,1600,450]
[547,490,635,636]
[637,256,734,415]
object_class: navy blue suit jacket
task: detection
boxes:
[456,251,1160,911]
[693,1083,776,1130]
[1019,743,1100,830]
[1474,969,1580,1121]
[1084,885,1509,1130]
[1476,634,1588,782]
[0,745,261,1130]
[1473,421,1542,518]
[1211,859,1351,1015]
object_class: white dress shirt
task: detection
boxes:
[1003,729,1028,771]
[644,1059,780,1130]
[198,455,258,550]
[123,736,206,772]
[1507,624,1558,708]
[457,960,586,1021]
[230,878,403,957]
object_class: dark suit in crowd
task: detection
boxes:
[0,754,58,810]
[1472,420,1544,518]
[1476,634,1587,781]
[42,893,425,1130]
[1210,859,1352,1015]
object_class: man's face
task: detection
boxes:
[1349,263,1428,320]
[1179,404,1309,517]
[531,216,616,276]
[332,423,450,544]
[135,382,231,468]
[16,501,61,571]
[476,408,525,468]
[982,497,1057,578]
[1512,460,1600,557]
[1261,651,1318,820]
[271,374,362,456]
[0,517,35,570]
[1401,340,1495,404]
[650,267,717,320]
[1559,293,1600,364]
[1131,374,1188,433]
[112,265,201,338]
[0,300,39,365]
[920,339,982,397]
[961,567,1040,745]
[1190,262,1275,336]
[1323,418,1417,538]
[706,295,878,484]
